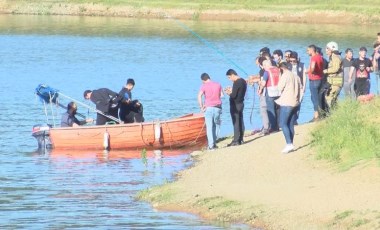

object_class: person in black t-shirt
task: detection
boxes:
[224,69,247,146]
[352,47,373,97]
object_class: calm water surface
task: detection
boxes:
[0,14,378,229]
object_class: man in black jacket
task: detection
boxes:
[83,88,119,125]
[116,78,144,123]
[224,69,247,146]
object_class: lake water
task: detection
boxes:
[0,14,378,229]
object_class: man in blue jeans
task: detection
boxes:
[198,73,223,150]
[307,45,324,121]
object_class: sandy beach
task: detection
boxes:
[139,122,380,229]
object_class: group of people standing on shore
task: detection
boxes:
[198,33,380,153]
[61,78,144,127]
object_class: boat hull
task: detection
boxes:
[47,113,206,150]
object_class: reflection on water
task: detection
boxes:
[0,14,378,40]
[0,14,378,229]
[0,149,234,229]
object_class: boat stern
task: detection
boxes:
[32,124,53,149]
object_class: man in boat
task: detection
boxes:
[116,78,144,123]
[83,88,119,125]
[197,73,223,150]
[224,69,247,146]
[61,102,93,127]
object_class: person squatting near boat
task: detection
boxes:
[245,35,379,153]
[61,102,93,127]
[198,73,223,151]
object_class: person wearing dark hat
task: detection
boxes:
[352,46,373,96]
[61,102,93,127]
[116,78,144,124]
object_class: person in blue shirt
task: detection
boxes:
[116,78,144,123]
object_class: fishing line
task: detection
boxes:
[165,14,257,125]
[165,14,249,76]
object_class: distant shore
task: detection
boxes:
[1,1,380,25]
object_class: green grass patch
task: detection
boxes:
[137,183,177,203]
[335,210,354,220]
[311,97,380,169]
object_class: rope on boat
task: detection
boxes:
[187,120,206,146]
[139,122,152,146]
[163,121,175,149]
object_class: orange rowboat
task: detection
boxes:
[33,113,206,151]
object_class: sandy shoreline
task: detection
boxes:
[1,2,380,25]
[139,122,380,229]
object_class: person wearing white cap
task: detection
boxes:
[322,41,343,114]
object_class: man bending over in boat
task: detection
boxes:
[61,102,93,127]
[83,88,119,125]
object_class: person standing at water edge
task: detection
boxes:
[322,41,343,113]
[83,88,119,125]
[261,59,281,132]
[276,62,302,153]
[287,51,306,125]
[307,44,324,122]
[352,47,373,97]
[224,69,247,146]
[61,102,93,127]
[343,48,355,99]
[197,73,223,150]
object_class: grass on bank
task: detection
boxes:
[311,97,380,170]
[8,0,380,15]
